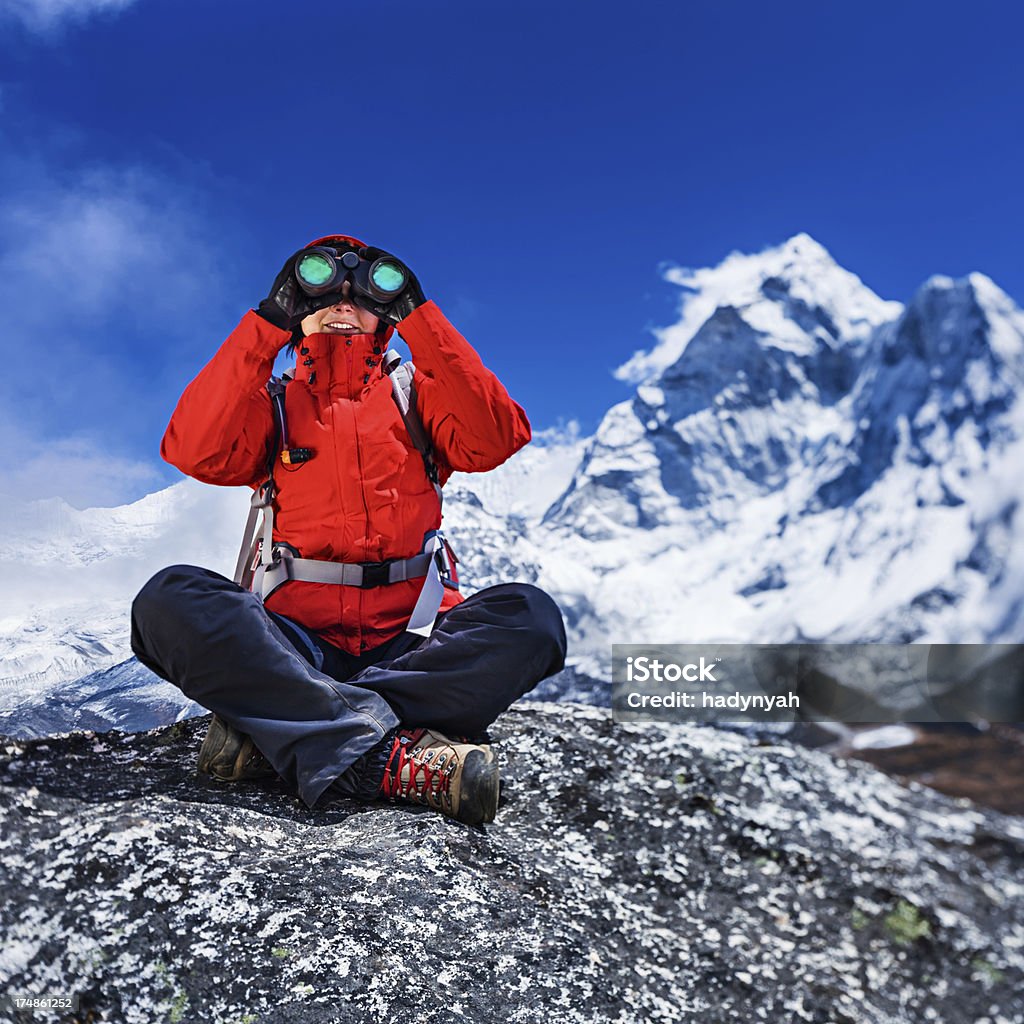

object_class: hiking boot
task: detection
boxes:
[197,714,278,782]
[379,727,499,825]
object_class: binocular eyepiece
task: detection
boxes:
[295,247,408,302]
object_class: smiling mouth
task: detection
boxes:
[324,321,361,331]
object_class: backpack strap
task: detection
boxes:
[233,358,447,598]
[385,357,443,509]
[232,374,289,590]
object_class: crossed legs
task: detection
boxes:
[130,565,566,808]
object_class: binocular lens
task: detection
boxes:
[371,260,407,294]
[296,252,335,287]
[294,247,409,301]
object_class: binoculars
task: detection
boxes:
[295,246,408,301]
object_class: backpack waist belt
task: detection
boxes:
[259,547,438,592]
[253,531,457,639]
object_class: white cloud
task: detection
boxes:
[0,414,168,509]
[0,139,238,509]
[1,0,138,33]
[0,163,218,337]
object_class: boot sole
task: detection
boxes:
[456,750,500,825]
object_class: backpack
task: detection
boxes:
[232,351,458,636]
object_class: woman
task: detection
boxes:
[130,234,567,825]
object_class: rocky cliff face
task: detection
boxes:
[1,704,1022,1024]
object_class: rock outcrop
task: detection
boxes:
[1,703,1022,1024]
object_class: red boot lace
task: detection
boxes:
[379,729,453,803]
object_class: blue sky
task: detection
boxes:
[1,0,1022,507]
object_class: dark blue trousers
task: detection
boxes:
[130,565,566,808]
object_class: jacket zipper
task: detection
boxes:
[347,345,373,651]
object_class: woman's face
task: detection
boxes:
[301,280,380,337]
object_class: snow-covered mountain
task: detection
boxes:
[4,232,1024,736]
[0,483,243,727]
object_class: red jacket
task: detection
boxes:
[162,301,531,655]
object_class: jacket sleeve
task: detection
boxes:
[161,310,288,486]
[398,301,532,473]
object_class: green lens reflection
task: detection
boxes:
[297,253,334,286]
[371,261,406,293]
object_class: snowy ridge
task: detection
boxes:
[615,233,902,383]
[448,422,586,520]
[0,481,249,706]
[527,242,1024,682]
[3,233,1024,735]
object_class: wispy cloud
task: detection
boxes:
[0,413,167,509]
[1,0,138,33]
[0,133,238,508]
[1,162,219,336]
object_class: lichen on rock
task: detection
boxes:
[1,703,1022,1023]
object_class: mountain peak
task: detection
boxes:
[899,271,1024,372]
[616,234,902,384]
[767,230,835,267]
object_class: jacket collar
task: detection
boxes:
[297,329,390,400]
